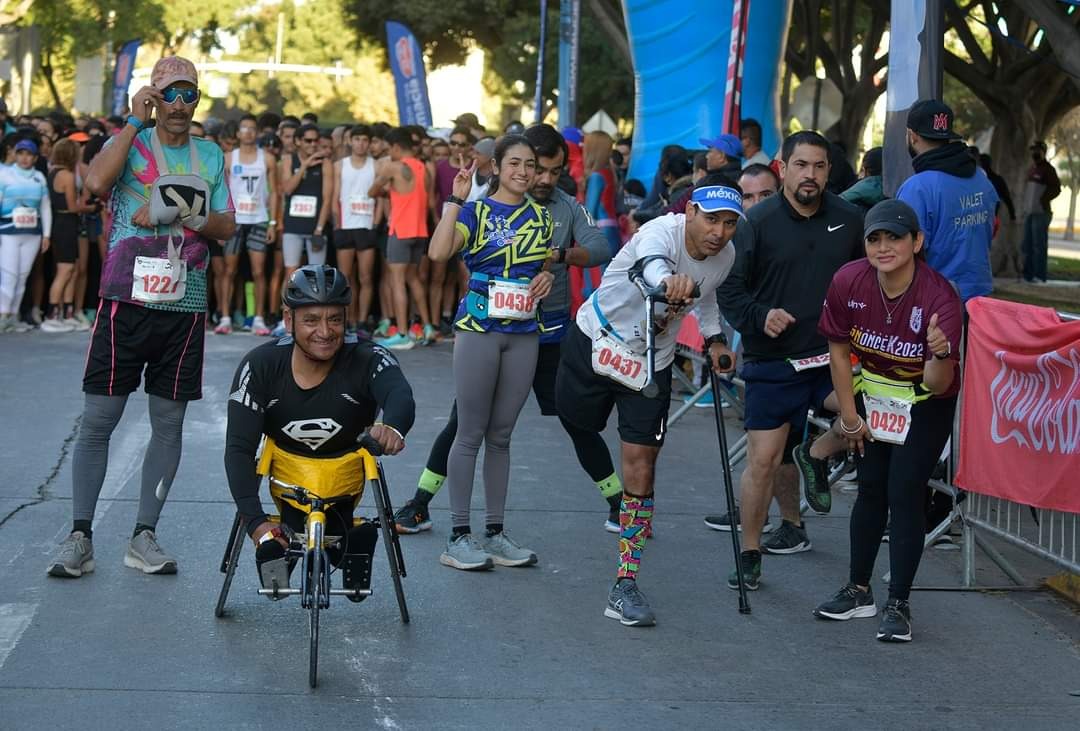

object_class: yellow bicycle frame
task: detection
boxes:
[256,437,380,546]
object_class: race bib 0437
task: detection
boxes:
[591,332,647,391]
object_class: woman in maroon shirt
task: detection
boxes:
[812,199,962,643]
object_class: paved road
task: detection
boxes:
[0,331,1077,729]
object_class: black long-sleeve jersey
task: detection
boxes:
[224,336,415,534]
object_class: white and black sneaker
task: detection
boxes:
[814,583,877,620]
[703,507,773,533]
[877,598,913,642]
[604,578,656,627]
[761,520,811,554]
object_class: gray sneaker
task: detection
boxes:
[439,533,495,571]
[47,531,95,577]
[483,531,538,567]
[124,530,178,574]
[604,578,656,626]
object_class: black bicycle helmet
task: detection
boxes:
[282,265,351,308]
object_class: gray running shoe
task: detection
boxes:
[47,531,95,577]
[124,530,178,574]
[604,578,656,626]
[483,531,538,567]
[439,533,494,571]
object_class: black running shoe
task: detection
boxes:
[604,578,656,627]
[393,500,433,534]
[814,583,877,620]
[793,440,831,514]
[704,507,773,533]
[761,520,811,554]
[726,549,762,591]
[877,598,913,642]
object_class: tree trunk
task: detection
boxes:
[989,118,1035,278]
[1066,188,1076,241]
[40,51,64,111]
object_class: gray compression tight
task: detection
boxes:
[447,330,539,530]
[72,393,188,529]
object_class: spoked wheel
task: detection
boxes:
[308,523,323,688]
[215,514,244,618]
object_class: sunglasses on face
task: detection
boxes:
[162,86,199,105]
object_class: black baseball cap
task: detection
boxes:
[864,199,920,239]
[906,99,962,140]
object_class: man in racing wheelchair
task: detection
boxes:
[224,264,415,601]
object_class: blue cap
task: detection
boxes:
[13,139,38,155]
[562,126,584,145]
[698,133,743,158]
[691,185,745,218]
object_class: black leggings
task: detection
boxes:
[425,402,615,484]
[849,395,956,601]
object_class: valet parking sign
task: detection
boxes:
[386,21,433,128]
[955,297,1080,513]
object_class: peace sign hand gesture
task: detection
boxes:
[453,161,476,201]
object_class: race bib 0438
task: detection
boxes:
[488,279,536,321]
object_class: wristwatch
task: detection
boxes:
[445,195,466,207]
[933,345,952,360]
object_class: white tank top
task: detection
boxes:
[338,156,376,230]
[228,148,269,224]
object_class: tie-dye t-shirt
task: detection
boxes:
[100,129,232,312]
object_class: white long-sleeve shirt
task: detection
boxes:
[576,213,734,369]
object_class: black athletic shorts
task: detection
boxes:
[51,214,80,263]
[335,228,377,251]
[532,341,562,416]
[741,358,833,464]
[555,324,672,446]
[83,299,206,401]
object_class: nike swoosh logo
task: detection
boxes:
[827,224,845,232]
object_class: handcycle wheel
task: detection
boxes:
[308,522,323,688]
[215,513,245,618]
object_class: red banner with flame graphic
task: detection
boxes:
[955,297,1080,513]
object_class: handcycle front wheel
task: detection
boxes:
[308,522,323,688]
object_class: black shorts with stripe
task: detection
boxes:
[84,300,206,401]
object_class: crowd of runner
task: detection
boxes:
[24,56,1006,646]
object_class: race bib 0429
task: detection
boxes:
[863,393,913,445]
[591,332,647,391]
[132,256,187,303]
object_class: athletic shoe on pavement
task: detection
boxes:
[422,323,437,345]
[439,316,454,338]
[0,316,13,333]
[761,520,811,554]
[814,583,877,620]
[64,316,90,332]
[374,318,391,338]
[604,578,656,626]
[604,505,620,534]
[252,316,271,336]
[408,322,423,341]
[704,507,773,534]
[877,598,913,642]
[11,318,32,332]
[440,533,494,571]
[214,316,232,335]
[47,531,94,577]
[483,531,537,567]
[393,500,433,534]
[124,530,178,574]
[377,333,415,350]
[727,549,762,591]
[30,306,43,325]
[793,440,831,514]
[41,318,74,333]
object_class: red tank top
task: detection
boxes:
[388,157,428,238]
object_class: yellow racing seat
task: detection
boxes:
[257,437,374,516]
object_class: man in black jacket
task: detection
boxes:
[716,131,864,591]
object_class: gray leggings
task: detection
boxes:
[72,393,188,529]
[447,330,539,529]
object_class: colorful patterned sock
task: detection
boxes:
[617,494,654,580]
[596,472,623,499]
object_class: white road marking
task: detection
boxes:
[0,603,37,671]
